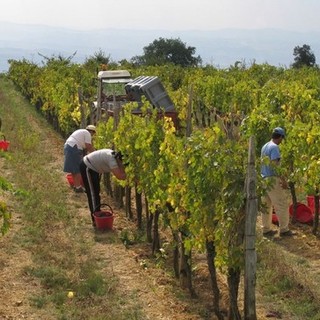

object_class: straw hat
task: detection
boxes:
[86,125,96,132]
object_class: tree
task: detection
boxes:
[292,44,316,68]
[37,51,77,68]
[132,37,202,67]
[83,49,111,72]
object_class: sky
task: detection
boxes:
[1,0,320,32]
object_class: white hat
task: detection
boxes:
[86,125,96,132]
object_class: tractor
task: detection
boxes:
[92,70,179,129]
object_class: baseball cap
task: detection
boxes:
[86,125,96,132]
[273,127,285,137]
[112,151,123,161]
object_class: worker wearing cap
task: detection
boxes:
[80,149,126,226]
[63,125,96,193]
[260,127,294,237]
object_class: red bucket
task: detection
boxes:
[271,207,279,225]
[66,173,84,187]
[273,203,314,224]
[93,204,114,230]
[307,195,320,214]
[289,202,314,224]
[0,136,10,151]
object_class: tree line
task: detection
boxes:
[80,37,318,69]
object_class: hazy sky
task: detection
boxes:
[1,0,319,32]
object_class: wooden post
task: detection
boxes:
[313,193,319,234]
[96,79,102,122]
[244,136,258,320]
[175,84,195,297]
[186,85,193,137]
[113,102,125,208]
[78,87,86,128]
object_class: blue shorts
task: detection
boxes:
[63,144,83,174]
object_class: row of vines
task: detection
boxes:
[0,115,11,235]
[5,57,320,319]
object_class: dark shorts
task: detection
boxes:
[63,144,83,174]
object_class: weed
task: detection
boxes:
[0,200,11,235]
[13,188,30,198]
[30,295,47,308]
[0,176,12,191]
[120,229,136,247]
[78,274,107,296]
[0,150,11,159]
[155,247,169,268]
[50,291,67,306]
[24,266,71,290]
[21,131,40,151]
[119,228,145,247]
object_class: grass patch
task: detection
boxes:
[30,295,48,308]
[77,273,112,297]
[257,240,320,319]
[24,265,71,290]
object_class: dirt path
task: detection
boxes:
[0,157,56,320]
[71,192,205,320]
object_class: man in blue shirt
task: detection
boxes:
[261,127,294,237]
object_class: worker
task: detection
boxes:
[80,149,126,226]
[63,125,96,193]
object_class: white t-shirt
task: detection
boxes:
[83,149,118,173]
[65,129,92,150]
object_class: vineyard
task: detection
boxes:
[1,58,320,319]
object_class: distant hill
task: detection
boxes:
[1,21,320,72]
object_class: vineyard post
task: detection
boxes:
[135,186,143,229]
[186,85,193,136]
[288,154,298,223]
[113,103,124,208]
[174,84,195,296]
[96,79,102,121]
[244,136,258,320]
[313,193,319,234]
[78,87,86,128]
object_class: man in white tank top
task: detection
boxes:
[63,125,96,192]
[80,149,126,225]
